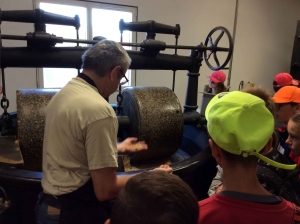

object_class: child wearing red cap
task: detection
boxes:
[206,70,228,94]
[273,73,299,92]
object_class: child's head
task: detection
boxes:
[107,171,199,224]
[241,87,275,116]
[286,113,300,156]
[207,71,227,94]
[208,70,226,85]
[205,91,296,170]
[273,86,300,124]
[273,73,298,92]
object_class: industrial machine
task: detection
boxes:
[0,9,233,223]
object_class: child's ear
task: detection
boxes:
[295,104,300,113]
[104,219,111,224]
[209,139,223,167]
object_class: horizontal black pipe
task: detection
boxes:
[119,20,180,36]
[0,34,230,52]
[0,111,202,132]
[1,47,200,71]
[0,9,80,28]
[117,116,130,131]
[117,112,202,130]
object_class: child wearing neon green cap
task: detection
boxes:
[198,91,299,224]
[208,87,300,206]
[208,87,276,196]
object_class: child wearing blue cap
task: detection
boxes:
[198,91,299,224]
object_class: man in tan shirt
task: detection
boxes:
[35,40,172,224]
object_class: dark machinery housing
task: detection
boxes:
[0,9,233,223]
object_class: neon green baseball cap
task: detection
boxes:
[205,91,296,170]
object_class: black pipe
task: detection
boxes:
[0,35,231,51]
[1,47,199,71]
[117,111,202,129]
[0,9,80,29]
[184,49,203,112]
[117,116,130,131]
[1,47,83,69]
[119,20,180,36]
[1,110,201,137]
[182,111,202,125]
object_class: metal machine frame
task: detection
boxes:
[0,9,233,224]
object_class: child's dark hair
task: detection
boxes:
[290,113,300,126]
[110,171,199,224]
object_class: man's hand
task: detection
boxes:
[117,137,148,154]
[153,164,173,173]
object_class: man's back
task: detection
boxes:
[198,193,298,224]
[42,78,118,196]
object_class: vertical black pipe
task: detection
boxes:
[172,36,179,92]
[184,49,203,113]
[1,68,5,97]
[34,9,46,32]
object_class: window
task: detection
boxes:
[35,0,137,88]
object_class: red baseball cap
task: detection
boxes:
[207,71,226,83]
[273,73,298,87]
[273,86,300,104]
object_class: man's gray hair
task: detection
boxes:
[81,40,131,77]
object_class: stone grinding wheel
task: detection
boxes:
[17,89,59,171]
[121,87,184,163]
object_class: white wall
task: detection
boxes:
[1,0,300,112]
[230,0,300,94]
